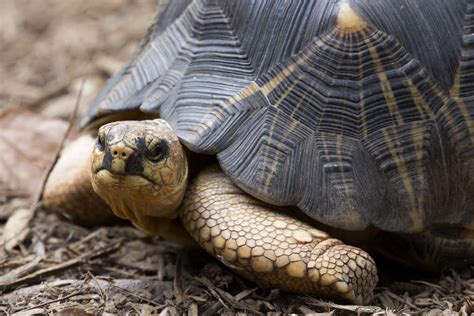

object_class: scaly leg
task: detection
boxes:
[180,165,378,304]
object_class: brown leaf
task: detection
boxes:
[0,108,70,200]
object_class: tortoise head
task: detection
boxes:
[91,119,188,229]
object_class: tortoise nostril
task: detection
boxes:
[121,152,126,157]
[113,150,118,155]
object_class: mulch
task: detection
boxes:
[1,209,473,314]
[1,0,473,314]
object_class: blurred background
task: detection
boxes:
[0,0,157,117]
[0,0,159,221]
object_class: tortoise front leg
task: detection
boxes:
[180,166,378,304]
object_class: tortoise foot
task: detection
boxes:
[180,166,378,304]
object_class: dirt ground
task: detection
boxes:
[1,1,473,315]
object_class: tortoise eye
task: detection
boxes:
[146,140,169,163]
[96,134,105,151]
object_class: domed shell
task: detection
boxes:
[82,0,474,234]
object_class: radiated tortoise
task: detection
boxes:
[43,0,474,304]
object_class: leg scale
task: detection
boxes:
[180,166,378,304]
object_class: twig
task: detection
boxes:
[233,288,257,301]
[411,280,444,290]
[302,297,383,314]
[157,255,165,281]
[0,256,42,284]
[24,291,80,311]
[193,278,229,311]
[109,283,162,307]
[298,306,323,315]
[193,277,263,315]
[87,271,107,305]
[66,228,107,253]
[187,302,198,316]
[384,290,420,310]
[174,251,186,305]
[0,239,121,292]
[37,78,84,205]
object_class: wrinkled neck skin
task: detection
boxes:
[90,119,191,243]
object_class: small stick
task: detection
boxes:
[23,291,80,311]
[173,251,186,305]
[36,79,84,205]
[87,271,107,303]
[303,297,383,314]
[109,283,162,306]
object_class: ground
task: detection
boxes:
[0,1,473,314]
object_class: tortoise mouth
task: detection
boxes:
[92,168,157,187]
[92,169,183,222]
[91,169,158,221]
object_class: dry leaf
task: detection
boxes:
[0,108,70,200]
[2,207,32,251]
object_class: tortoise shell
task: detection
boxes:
[82,0,474,234]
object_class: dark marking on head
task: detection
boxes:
[134,135,146,152]
[94,120,176,183]
[125,151,145,174]
[102,148,113,171]
[96,134,105,152]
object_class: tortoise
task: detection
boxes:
[42,0,474,305]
